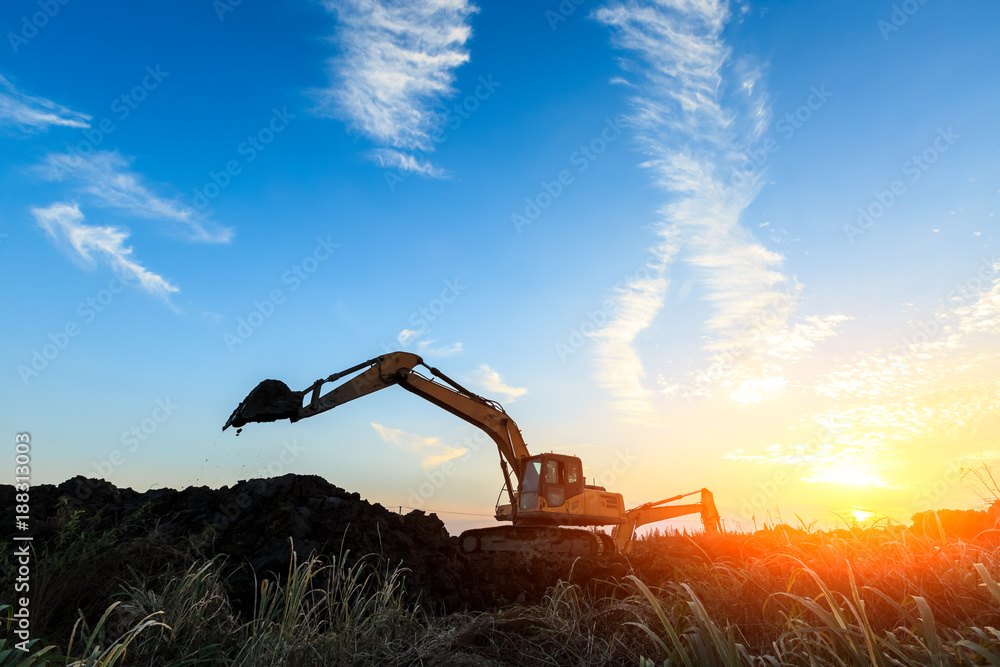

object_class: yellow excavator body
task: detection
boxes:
[224,352,720,555]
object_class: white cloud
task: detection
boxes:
[316,0,476,175]
[816,263,1000,402]
[470,364,527,403]
[396,328,423,345]
[659,312,852,403]
[723,267,1000,495]
[31,202,179,305]
[764,315,854,361]
[370,422,467,467]
[592,253,670,420]
[0,75,90,132]
[954,263,1000,335]
[416,339,463,357]
[369,148,449,177]
[393,328,462,357]
[592,1,844,417]
[724,377,1000,493]
[38,151,232,243]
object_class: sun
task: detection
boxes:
[850,508,874,523]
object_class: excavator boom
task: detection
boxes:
[225,352,722,554]
[611,489,721,553]
[225,352,531,503]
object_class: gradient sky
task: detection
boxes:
[3,0,999,534]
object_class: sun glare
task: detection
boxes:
[851,508,874,522]
[808,465,887,487]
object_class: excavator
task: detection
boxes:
[223,351,720,555]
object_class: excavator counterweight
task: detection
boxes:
[225,352,721,555]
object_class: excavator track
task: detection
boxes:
[596,531,616,556]
[224,352,719,554]
[459,525,613,557]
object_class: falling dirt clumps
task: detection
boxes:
[0,474,626,616]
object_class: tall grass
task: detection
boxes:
[12,524,1000,665]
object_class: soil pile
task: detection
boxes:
[0,474,626,616]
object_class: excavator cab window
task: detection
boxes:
[545,458,565,507]
[516,454,586,510]
[565,459,583,496]
[519,461,541,511]
[518,455,586,510]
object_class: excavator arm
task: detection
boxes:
[611,488,721,553]
[224,351,532,493]
[225,351,723,556]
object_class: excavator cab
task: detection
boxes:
[224,351,720,555]
[504,453,626,527]
[518,454,584,511]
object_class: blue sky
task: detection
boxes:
[3,0,999,533]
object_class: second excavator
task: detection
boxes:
[224,351,720,555]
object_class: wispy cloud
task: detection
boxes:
[725,377,1000,493]
[469,364,527,403]
[370,422,467,467]
[592,1,842,418]
[0,74,90,132]
[816,262,1000,402]
[392,328,463,358]
[416,339,463,357]
[38,151,232,243]
[661,313,852,404]
[396,328,423,345]
[31,202,179,304]
[592,251,671,418]
[369,148,448,177]
[726,267,1000,493]
[316,0,476,175]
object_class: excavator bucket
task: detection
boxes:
[223,379,303,430]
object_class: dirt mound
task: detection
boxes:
[0,474,627,616]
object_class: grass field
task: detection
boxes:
[6,507,1000,665]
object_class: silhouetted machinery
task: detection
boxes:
[225,352,721,555]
